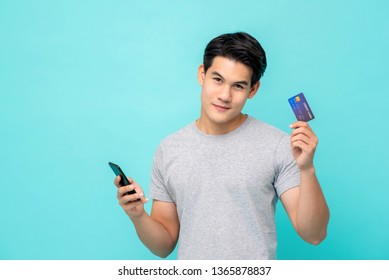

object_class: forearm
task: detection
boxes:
[296,166,330,244]
[130,211,177,258]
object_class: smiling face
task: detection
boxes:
[197,56,260,135]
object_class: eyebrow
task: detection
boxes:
[211,71,249,86]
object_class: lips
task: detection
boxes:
[213,104,230,111]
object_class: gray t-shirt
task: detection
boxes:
[149,116,300,259]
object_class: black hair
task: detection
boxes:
[203,32,267,86]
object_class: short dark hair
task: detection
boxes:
[203,32,267,86]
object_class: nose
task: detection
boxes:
[217,85,232,103]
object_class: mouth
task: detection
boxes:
[213,104,231,111]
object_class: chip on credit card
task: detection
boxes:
[288,92,315,122]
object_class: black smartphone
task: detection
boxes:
[109,162,136,195]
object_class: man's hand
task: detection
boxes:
[289,121,318,171]
[113,177,179,258]
[114,176,149,219]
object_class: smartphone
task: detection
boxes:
[109,162,136,195]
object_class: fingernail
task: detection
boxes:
[139,193,144,198]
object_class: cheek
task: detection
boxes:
[232,94,249,107]
[201,84,215,100]
[200,90,210,108]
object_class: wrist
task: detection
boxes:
[300,164,315,174]
[129,208,147,222]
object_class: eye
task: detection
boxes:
[213,77,222,83]
[233,84,244,90]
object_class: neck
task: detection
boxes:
[196,113,248,135]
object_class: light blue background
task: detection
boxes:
[1,0,388,260]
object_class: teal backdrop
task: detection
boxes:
[1,0,388,260]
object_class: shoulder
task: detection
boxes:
[156,122,196,154]
[152,122,197,166]
[246,116,289,142]
[161,122,194,143]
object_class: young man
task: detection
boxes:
[114,32,330,259]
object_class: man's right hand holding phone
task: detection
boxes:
[114,176,149,219]
[110,163,178,258]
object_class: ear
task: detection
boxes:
[197,64,205,86]
[248,80,260,99]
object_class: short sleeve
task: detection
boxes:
[149,144,174,202]
[273,134,300,196]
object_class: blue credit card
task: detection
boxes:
[288,93,315,122]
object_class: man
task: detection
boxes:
[114,32,330,259]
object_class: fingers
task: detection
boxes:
[114,175,121,187]
[291,139,316,155]
[116,180,147,204]
[113,175,148,218]
[289,121,318,146]
[117,184,139,198]
[114,175,133,187]
[291,133,311,146]
[289,121,309,129]
[118,190,149,213]
[117,184,133,197]
[119,189,145,204]
[122,197,149,209]
[290,121,313,134]
[289,121,319,170]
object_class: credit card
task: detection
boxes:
[288,92,315,122]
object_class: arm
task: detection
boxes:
[114,176,179,258]
[280,122,330,245]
